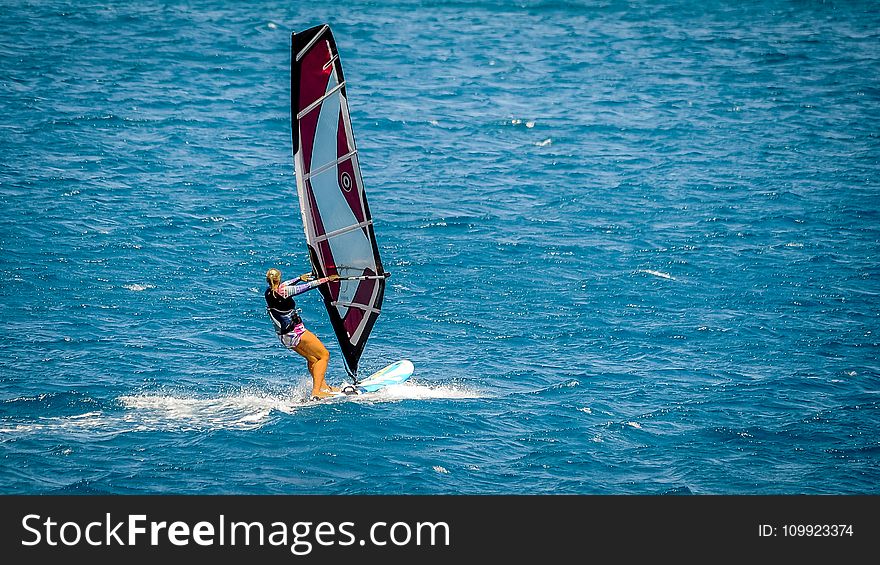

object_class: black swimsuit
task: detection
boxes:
[265,287,302,335]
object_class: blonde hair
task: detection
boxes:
[266,268,282,292]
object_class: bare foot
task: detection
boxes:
[311,390,335,399]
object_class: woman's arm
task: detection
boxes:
[278,275,339,298]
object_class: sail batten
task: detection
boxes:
[316,219,374,243]
[296,81,346,121]
[331,301,382,314]
[305,149,358,180]
[295,24,328,61]
[291,25,386,380]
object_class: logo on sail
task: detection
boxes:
[340,171,353,192]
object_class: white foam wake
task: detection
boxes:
[118,392,302,430]
[0,383,484,435]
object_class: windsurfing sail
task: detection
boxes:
[290,24,388,381]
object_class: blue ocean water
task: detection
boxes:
[1,0,878,495]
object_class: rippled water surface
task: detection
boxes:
[1,0,878,494]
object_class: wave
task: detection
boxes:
[636,269,675,280]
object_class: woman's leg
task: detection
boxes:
[294,330,336,397]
